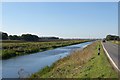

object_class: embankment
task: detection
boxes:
[31,41,118,78]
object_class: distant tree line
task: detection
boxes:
[39,37,59,40]
[9,35,21,40]
[105,35,120,41]
[0,32,59,41]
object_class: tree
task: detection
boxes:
[1,32,8,40]
[21,34,39,41]
[9,35,21,40]
[106,35,119,41]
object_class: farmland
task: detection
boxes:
[1,40,89,59]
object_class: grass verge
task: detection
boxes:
[31,41,118,78]
[110,41,120,45]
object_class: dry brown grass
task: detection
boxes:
[38,41,97,78]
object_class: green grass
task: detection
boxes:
[31,41,118,78]
[1,40,89,59]
[74,42,118,78]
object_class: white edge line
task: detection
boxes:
[101,41,120,72]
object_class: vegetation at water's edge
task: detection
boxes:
[31,41,118,78]
[1,40,90,59]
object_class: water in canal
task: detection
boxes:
[1,41,93,78]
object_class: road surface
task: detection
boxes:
[102,41,120,71]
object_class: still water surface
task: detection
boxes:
[2,41,93,78]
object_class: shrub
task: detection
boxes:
[2,50,16,59]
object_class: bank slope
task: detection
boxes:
[31,41,118,78]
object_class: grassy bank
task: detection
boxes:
[110,41,120,45]
[1,40,89,59]
[31,41,118,78]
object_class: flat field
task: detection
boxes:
[1,40,89,59]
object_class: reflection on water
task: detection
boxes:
[2,41,93,78]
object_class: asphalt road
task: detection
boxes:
[102,41,119,71]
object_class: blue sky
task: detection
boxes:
[2,2,118,38]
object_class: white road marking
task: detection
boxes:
[101,42,120,72]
